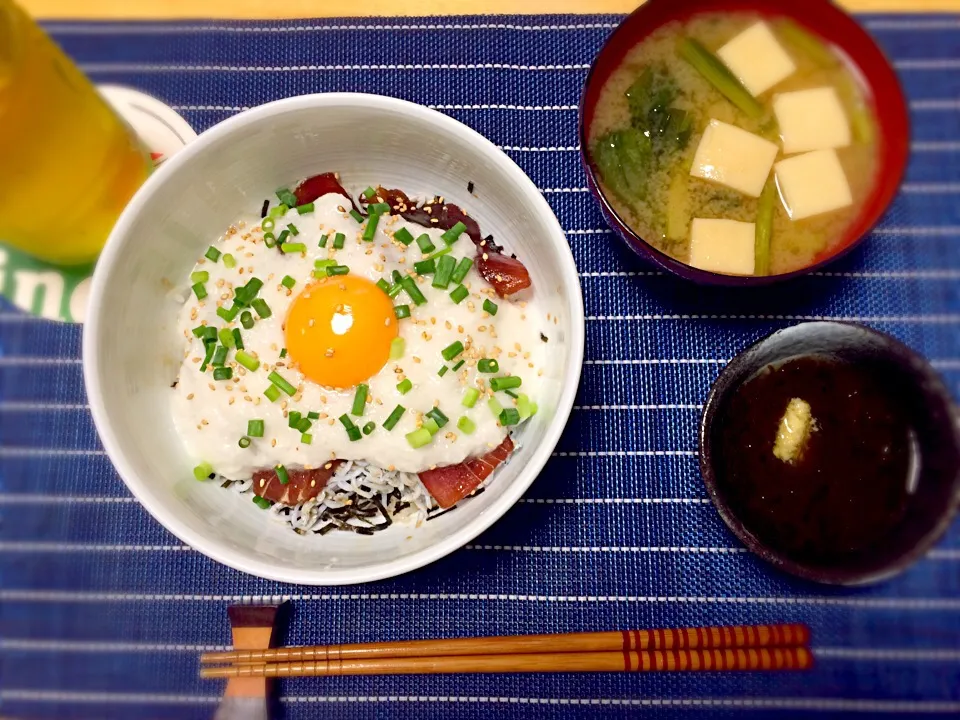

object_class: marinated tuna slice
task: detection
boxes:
[364,187,532,296]
[475,251,532,297]
[418,436,515,509]
[293,172,355,208]
[252,461,342,506]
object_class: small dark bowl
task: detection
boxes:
[578,0,910,286]
[699,322,960,585]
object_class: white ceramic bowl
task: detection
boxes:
[83,93,585,585]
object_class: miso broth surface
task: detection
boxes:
[589,14,879,275]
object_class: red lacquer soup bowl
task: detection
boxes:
[579,0,910,286]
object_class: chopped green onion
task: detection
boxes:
[339,414,362,442]
[262,218,276,231]
[426,407,449,428]
[457,416,476,434]
[192,282,207,300]
[333,232,346,249]
[367,202,391,215]
[235,278,263,306]
[452,359,465,371]
[376,278,391,293]
[211,346,228,367]
[223,253,237,269]
[191,325,207,338]
[253,496,272,509]
[416,233,436,253]
[406,427,432,449]
[252,298,271,319]
[383,405,406,430]
[428,245,454,260]
[451,257,473,284]
[438,365,449,377]
[280,242,306,254]
[392,270,404,284]
[301,433,313,445]
[213,367,233,381]
[483,299,498,316]
[449,285,469,304]
[327,265,350,276]
[286,223,299,237]
[201,326,218,343]
[269,203,288,218]
[491,375,522,391]
[339,413,356,430]
[441,341,464,361]
[504,389,519,399]
[190,270,209,284]
[296,202,315,215]
[394,227,415,246]
[397,378,413,395]
[349,209,364,223]
[276,188,298,207]
[264,384,282,402]
[279,348,287,358]
[200,343,215,372]
[281,275,296,289]
[263,232,276,248]
[400,275,427,305]
[247,419,264,437]
[433,255,456,289]
[277,230,290,245]
[362,421,376,436]
[387,282,402,298]
[478,358,499,373]
[193,462,213,481]
[352,384,369,415]
[288,410,302,428]
[315,258,336,272]
[390,337,405,360]
[394,304,411,319]
[217,304,239,323]
[755,180,776,277]
[235,351,259,373]
[319,234,328,248]
[462,387,480,408]
[275,464,290,485]
[218,327,235,348]
[422,417,440,435]
[238,436,251,449]
[268,370,297,396]
[296,417,312,433]
[488,396,503,418]
[363,186,377,199]
[441,221,467,244]
[499,407,521,426]
[414,258,436,275]
[517,394,538,420]
[205,246,222,262]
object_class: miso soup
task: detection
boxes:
[588,14,879,277]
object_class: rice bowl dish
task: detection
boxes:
[172,172,548,536]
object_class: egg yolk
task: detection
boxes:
[285,275,398,389]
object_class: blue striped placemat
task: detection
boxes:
[1,13,959,719]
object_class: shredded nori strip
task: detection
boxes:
[467,181,475,193]
[540,332,549,343]
[260,199,270,218]
[426,506,458,522]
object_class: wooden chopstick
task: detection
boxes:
[201,623,809,666]
[201,646,813,679]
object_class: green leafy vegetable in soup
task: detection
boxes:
[589,14,879,277]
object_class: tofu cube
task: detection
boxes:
[774,87,851,154]
[717,21,798,96]
[775,149,853,221]
[689,218,756,276]
[690,119,780,198]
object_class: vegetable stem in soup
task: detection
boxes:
[589,14,879,276]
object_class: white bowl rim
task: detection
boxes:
[83,92,586,586]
